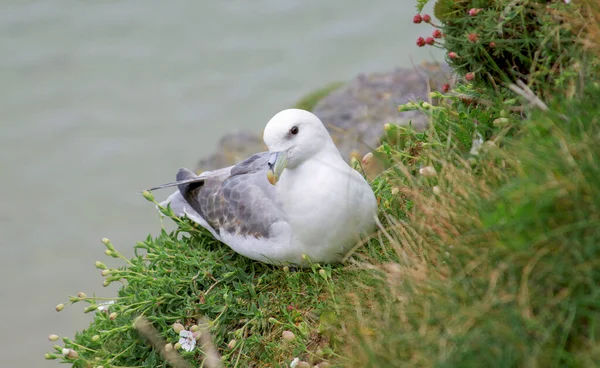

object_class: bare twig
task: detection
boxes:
[507,80,550,111]
[133,317,192,368]
[196,317,222,368]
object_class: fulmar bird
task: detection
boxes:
[149,109,377,266]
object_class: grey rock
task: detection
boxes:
[196,62,452,172]
[313,62,452,160]
[196,130,266,173]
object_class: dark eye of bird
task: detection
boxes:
[290,126,299,135]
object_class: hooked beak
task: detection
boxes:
[267,150,289,185]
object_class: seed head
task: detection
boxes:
[419,166,437,177]
[55,303,65,312]
[282,330,296,341]
[48,334,59,341]
[141,190,155,202]
[84,304,98,313]
[228,339,237,349]
[172,322,185,334]
[63,348,79,359]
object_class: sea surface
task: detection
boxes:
[0,1,440,365]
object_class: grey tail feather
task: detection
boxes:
[175,168,201,195]
[146,168,204,192]
[176,168,207,220]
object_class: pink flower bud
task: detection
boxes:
[416,37,426,47]
[425,37,435,45]
[432,29,443,39]
[466,72,475,81]
[448,52,458,59]
[413,14,422,24]
[442,84,450,93]
[469,8,482,16]
[422,14,432,23]
[468,33,478,43]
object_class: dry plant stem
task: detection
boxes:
[133,317,192,368]
[196,317,223,368]
[507,80,549,111]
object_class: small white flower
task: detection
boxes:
[290,357,300,368]
[96,300,115,312]
[178,330,196,352]
[470,132,484,156]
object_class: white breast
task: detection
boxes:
[276,158,377,262]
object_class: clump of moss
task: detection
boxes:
[293,82,344,112]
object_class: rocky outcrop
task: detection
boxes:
[196,62,452,173]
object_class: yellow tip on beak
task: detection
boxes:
[267,170,278,185]
[266,150,289,186]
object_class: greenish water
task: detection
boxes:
[0,1,439,366]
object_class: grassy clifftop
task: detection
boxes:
[47,1,599,367]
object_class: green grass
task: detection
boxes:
[292,82,344,112]
[48,207,343,367]
[338,84,600,367]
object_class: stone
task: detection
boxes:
[195,62,452,172]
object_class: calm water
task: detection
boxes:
[0,1,439,366]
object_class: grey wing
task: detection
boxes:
[229,152,270,176]
[176,153,285,238]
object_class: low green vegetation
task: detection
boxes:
[292,82,344,112]
[47,1,599,367]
